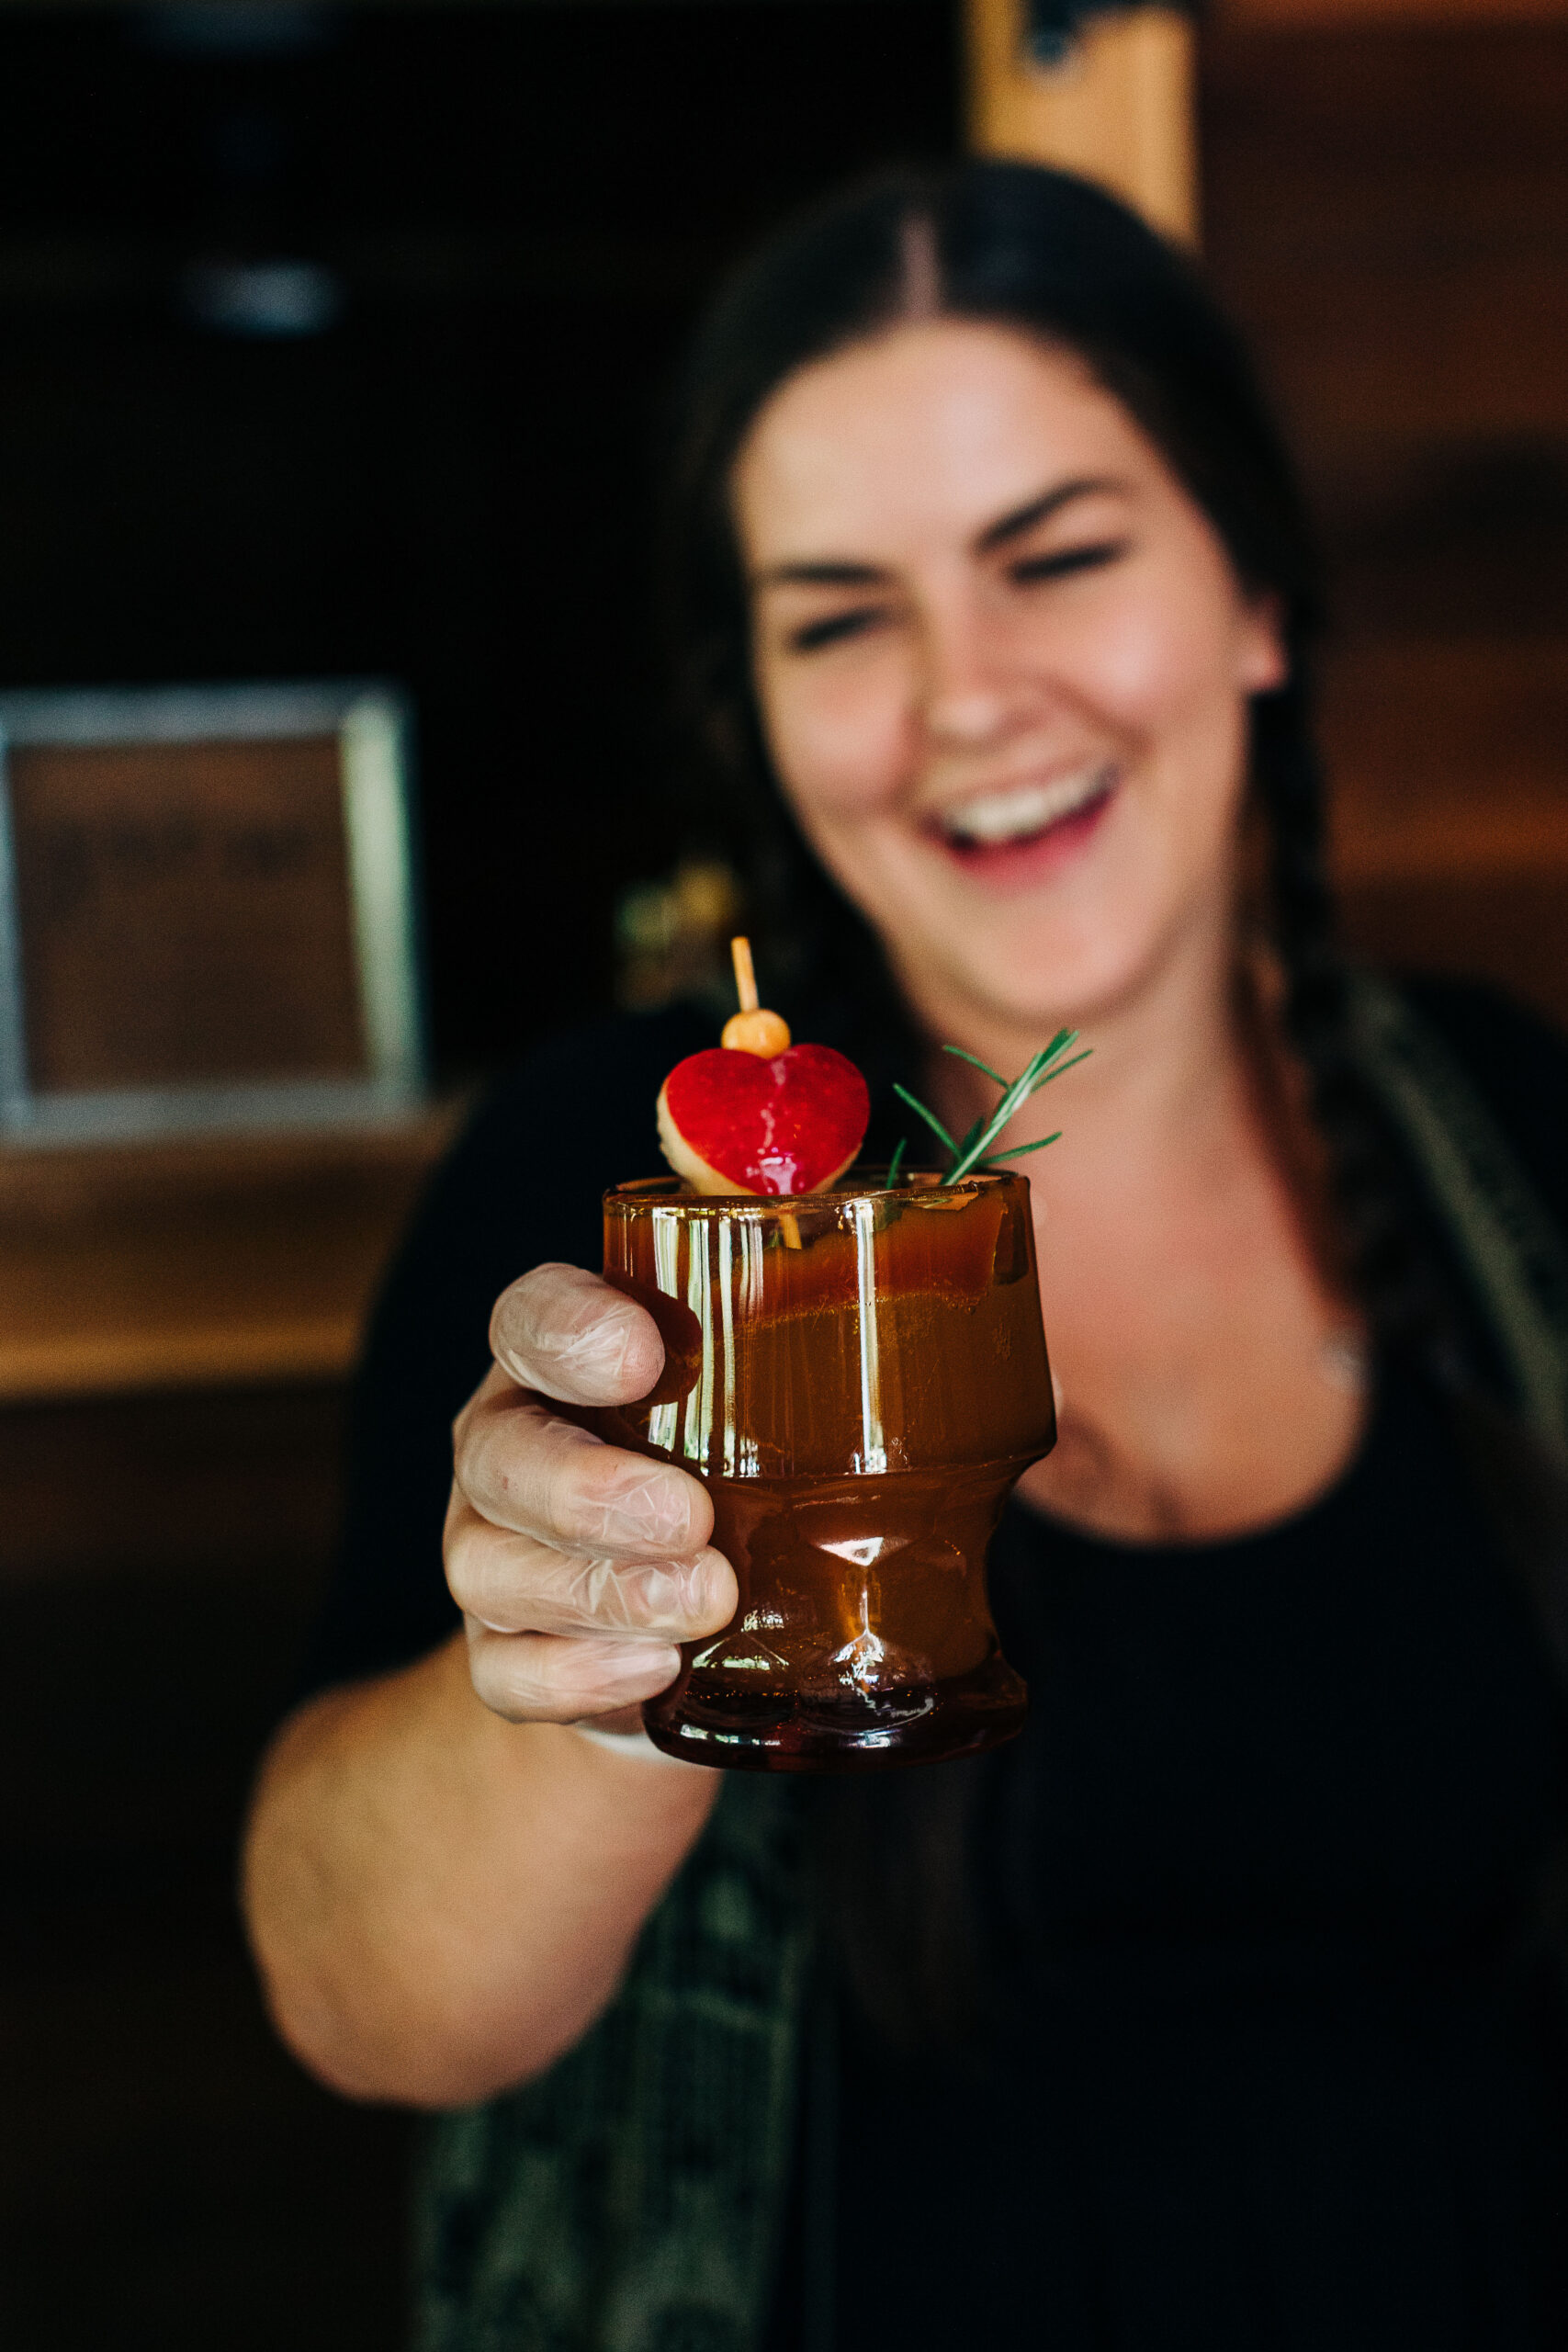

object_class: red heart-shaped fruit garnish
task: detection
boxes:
[658,1044,870,1196]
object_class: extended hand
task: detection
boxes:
[445,1263,737,1724]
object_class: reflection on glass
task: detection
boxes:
[596,1170,1056,1772]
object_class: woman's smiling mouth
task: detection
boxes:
[928,762,1119,885]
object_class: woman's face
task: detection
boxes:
[733,319,1286,1037]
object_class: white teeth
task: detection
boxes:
[941,766,1111,847]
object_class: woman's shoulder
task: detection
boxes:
[1393,972,1568,1223]
[457,1000,713,1162]
[416,1001,712,1259]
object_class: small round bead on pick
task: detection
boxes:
[720,936,791,1057]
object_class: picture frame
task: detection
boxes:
[0,681,426,1144]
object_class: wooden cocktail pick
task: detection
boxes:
[720,936,791,1057]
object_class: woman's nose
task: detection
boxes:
[920,609,1038,748]
[927,683,1013,745]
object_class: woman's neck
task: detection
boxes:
[901,921,1253,1191]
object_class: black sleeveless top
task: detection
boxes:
[788,1368,1568,2351]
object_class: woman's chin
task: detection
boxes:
[897,925,1140,1038]
[908,878,1161,1034]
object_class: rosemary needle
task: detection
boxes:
[888,1031,1089,1185]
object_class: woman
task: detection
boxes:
[243,164,1568,2349]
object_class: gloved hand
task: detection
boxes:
[445,1263,736,1726]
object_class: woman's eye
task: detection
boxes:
[787,606,886,653]
[1010,538,1129,586]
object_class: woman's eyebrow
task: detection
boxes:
[751,557,890,589]
[752,476,1133,586]
[976,476,1130,553]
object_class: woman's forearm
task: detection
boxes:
[241,1632,720,2108]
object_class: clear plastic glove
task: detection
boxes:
[445,1263,736,1726]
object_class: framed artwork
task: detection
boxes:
[0,682,425,1143]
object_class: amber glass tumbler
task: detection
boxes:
[594,1170,1055,1771]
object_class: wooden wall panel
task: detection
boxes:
[966,0,1200,239]
[1201,22,1568,1024]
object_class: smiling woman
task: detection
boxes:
[736,319,1284,1052]
[243,164,1568,2352]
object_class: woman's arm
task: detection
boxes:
[243,1637,719,2107]
[242,1265,733,2109]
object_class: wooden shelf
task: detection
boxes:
[0,1105,464,1407]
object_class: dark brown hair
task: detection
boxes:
[662,156,1442,1374]
[658,160,1515,2041]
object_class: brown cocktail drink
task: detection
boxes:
[596,1169,1055,1771]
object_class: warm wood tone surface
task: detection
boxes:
[1202,19,1568,1024]
[1324,644,1568,879]
[0,1106,462,1405]
[1220,0,1568,27]
[10,736,366,1090]
[966,0,1200,241]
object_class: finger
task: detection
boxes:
[447,1511,736,1641]
[465,1621,681,1724]
[491,1264,663,1407]
[456,1391,711,1559]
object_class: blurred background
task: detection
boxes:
[1,1,1564,2345]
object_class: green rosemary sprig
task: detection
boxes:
[891,1028,1090,1185]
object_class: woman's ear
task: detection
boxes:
[1237,590,1289,695]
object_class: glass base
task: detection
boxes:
[642,1653,1028,1774]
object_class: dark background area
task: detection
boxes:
[0,6,961,2348]
[4,4,1567,2347]
[0,0,960,1079]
